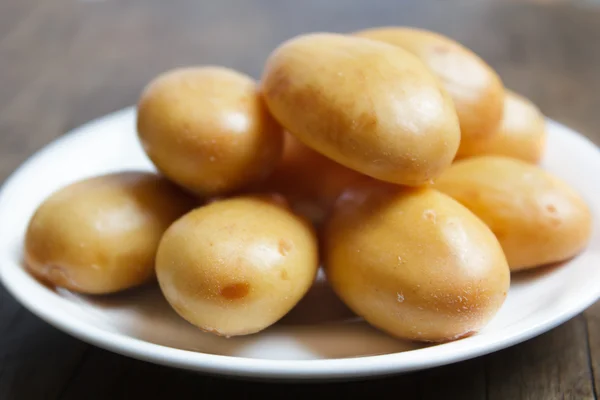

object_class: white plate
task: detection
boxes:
[0,107,599,381]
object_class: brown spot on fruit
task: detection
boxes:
[422,209,436,222]
[280,269,289,280]
[278,239,293,256]
[220,282,250,299]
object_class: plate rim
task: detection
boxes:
[1,107,599,380]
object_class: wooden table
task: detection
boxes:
[1,0,599,398]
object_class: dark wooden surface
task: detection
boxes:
[1,0,599,398]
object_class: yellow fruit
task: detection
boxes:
[355,27,505,158]
[156,196,319,337]
[261,32,460,186]
[137,66,284,197]
[433,156,592,270]
[24,172,196,294]
[324,179,510,342]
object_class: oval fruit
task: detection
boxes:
[251,132,363,225]
[261,32,460,186]
[156,196,319,337]
[24,172,197,294]
[137,66,284,197]
[459,90,546,163]
[323,179,510,342]
[355,27,505,157]
[432,156,592,271]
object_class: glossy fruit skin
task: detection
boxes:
[250,132,364,226]
[433,156,592,271]
[323,179,510,342]
[355,27,505,158]
[261,32,460,187]
[155,196,319,337]
[458,90,547,163]
[137,66,284,197]
[24,172,197,294]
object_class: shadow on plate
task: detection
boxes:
[510,258,570,285]
[45,267,421,360]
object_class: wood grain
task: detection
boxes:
[585,302,600,398]
[487,315,596,400]
[0,0,599,399]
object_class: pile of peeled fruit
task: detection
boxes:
[24,28,592,343]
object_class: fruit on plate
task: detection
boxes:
[457,89,547,163]
[137,66,284,197]
[355,27,505,158]
[24,171,196,294]
[19,26,595,346]
[323,179,510,342]
[156,195,319,337]
[250,131,363,226]
[261,32,460,186]
[432,156,592,271]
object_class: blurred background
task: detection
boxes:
[1,0,599,398]
[2,0,600,187]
